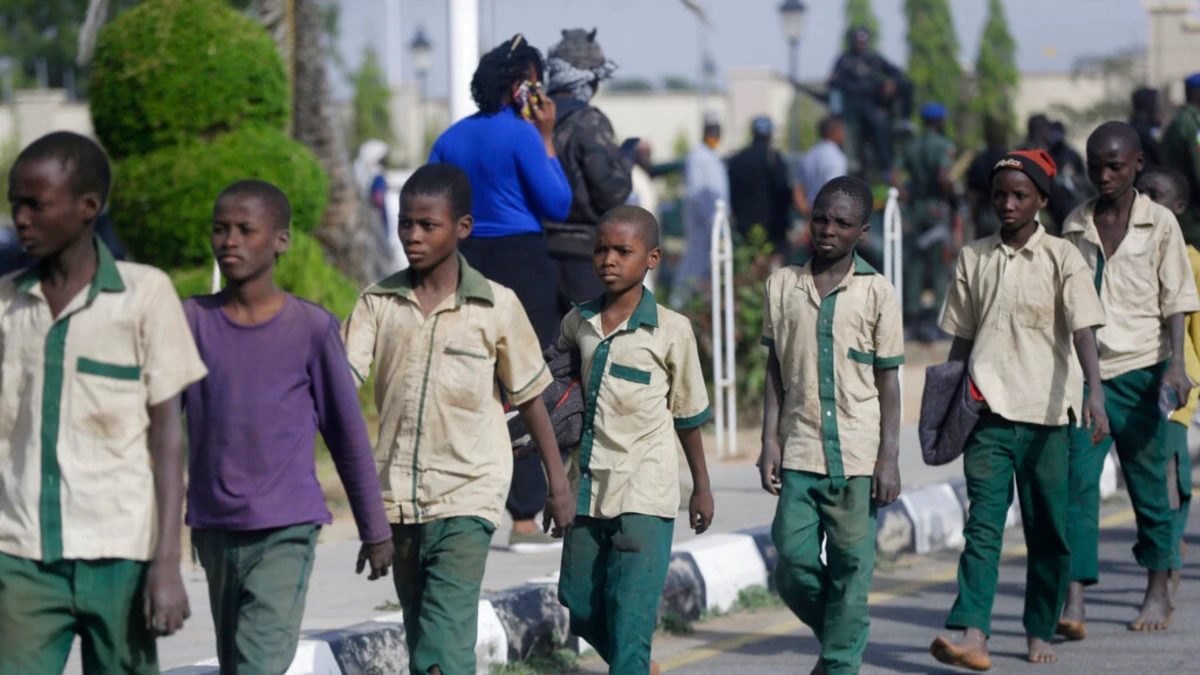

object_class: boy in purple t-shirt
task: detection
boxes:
[182,180,393,674]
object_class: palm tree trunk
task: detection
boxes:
[255,0,382,285]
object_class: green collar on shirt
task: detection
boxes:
[576,285,658,329]
[366,253,494,306]
[791,252,878,276]
[16,236,126,300]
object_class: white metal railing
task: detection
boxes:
[710,200,736,458]
[881,187,904,411]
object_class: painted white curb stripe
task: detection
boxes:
[282,641,340,675]
[676,533,769,612]
[476,600,509,671]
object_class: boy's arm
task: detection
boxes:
[678,426,713,534]
[873,368,901,506]
[516,398,575,536]
[1158,223,1200,405]
[145,395,189,637]
[1073,328,1110,445]
[759,346,784,496]
[341,295,378,389]
[311,318,393,578]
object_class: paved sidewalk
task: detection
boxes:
[89,424,956,671]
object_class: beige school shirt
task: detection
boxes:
[342,256,551,528]
[940,224,1105,426]
[761,256,905,479]
[0,240,207,563]
[558,289,710,520]
[1062,192,1200,380]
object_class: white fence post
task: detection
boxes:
[710,200,736,458]
[882,187,904,413]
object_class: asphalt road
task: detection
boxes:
[584,490,1200,674]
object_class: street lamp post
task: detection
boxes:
[409,27,433,99]
[778,0,807,153]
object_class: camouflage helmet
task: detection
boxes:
[549,28,606,71]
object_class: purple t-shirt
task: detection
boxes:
[182,294,390,543]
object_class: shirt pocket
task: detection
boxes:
[73,356,146,450]
[839,346,877,407]
[441,342,492,410]
[1015,275,1056,329]
[605,362,651,416]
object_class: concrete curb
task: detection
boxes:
[166,453,1129,674]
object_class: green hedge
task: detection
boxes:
[111,126,327,269]
[170,230,361,320]
[89,0,289,160]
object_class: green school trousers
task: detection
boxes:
[771,470,876,675]
[0,552,157,675]
[945,413,1070,641]
[392,516,494,675]
[1166,420,1193,563]
[192,524,320,675]
[558,514,674,674]
[1068,362,1177,583]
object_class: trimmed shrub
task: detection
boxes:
[89,0,289,160]
[169,231,361,320]
[111,126,327,269]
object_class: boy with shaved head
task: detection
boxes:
[1060,121,1200,637]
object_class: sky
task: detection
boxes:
[332,0,1150,100]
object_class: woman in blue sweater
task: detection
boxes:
[428,34,572,551]
[430,34,571,348]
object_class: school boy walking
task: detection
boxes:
[183,180,394,674]
[557,205,714,675]
[1059,122,1200,637]
[0,132,208,673]
[342,163,575,675]
[759,176,905,675]
[929,150,1109,671]
[1136,165,1199,598]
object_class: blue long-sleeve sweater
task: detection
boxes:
[429,107,572,238]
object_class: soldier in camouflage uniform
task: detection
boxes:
[1162,73,1200,228]
[544,28,634,316]
[897,102,956,342]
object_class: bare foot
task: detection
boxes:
[930,628,992,671]
[1130,570,1173,631]
[511,519,539,534]
[650,660,660,675]
[1027,636,1058,664]
[1056,581,1087,641]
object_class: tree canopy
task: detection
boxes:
[973,0,1018,138]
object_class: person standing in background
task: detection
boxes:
[727,116,795,263]
[627,141,660,291]
[798,116,850,214]
[428,34,571,552]
[543,28,634,316]
[965,116,1009,240]
[1131,87,1164,168]
[1162,73,1200,228]
[670,113,728,309]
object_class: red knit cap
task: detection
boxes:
[991,149,1058,196]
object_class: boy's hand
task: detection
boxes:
[689,487,714,534]
[1083,388,1110,446]
[542,480,576,538]
[871,454,901,507]
[1161,364,1193,415]
[356,540,394,580]
[758,439,783,496]
[144,558,190,637]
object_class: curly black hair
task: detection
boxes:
[471,34,545,115]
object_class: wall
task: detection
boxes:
[1146,1,1200,105]
[0,90,93,147]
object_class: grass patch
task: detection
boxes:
[731,585,783,612]
[658,610,695,636]
[488,649,579,674]
[373,599,401,612]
